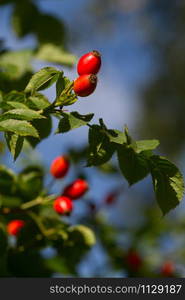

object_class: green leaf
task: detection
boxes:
[56,73,66,98]
[5,132,24,160]
[56,93,77,106]
[6,101,28,109]
[117,145,150,185]
[68,225,96,247]
[0,229,7,256]
[135,139,160,153]
[12,1,39,38]
[56,112,94,133]
[1,108,45,121]
[18,166,44,200]
[87,125,115,166]
[45,256,71,275]
[4,91,26,103]
[150,156,185,215]
[25,67,59,94]
[0,165,17,196]
[107,129,127,145]
[0,90,3,102]
[0,119,39,137]
[0,91,27,110]
[36,44,77,67]
[27,94,51,110]
[27,115,52,147]
[0,50,32,79]
[0,195,22,208]
[55,77,76,106]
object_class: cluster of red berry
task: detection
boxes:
[7,156,88,236]
[50,156,88,214]
[73,50,101,97]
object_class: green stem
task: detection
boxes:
[28,211,56,237]
[21,195,56,210]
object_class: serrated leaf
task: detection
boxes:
[117,145,150,185]
[135,139,160,153]
[1,91,27,110]
[36,44,77,67]
[1,108,45,121]
[6,101,28,109]
[87,125,115,166]
[25,67,59,94]
[27,94,51,111]
[107,129,127,145]
[4,91,26,103]
[150,156,185,215]
[56,73,66,98]
[27,115,52,147]
[0,119,39,137]
[5,132,24,160]
[55,77,76,106]
[56,93,77,106]
[56,112,94,133]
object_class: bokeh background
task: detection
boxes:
[1,0,185,277]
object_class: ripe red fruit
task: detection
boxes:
[63,178,89,200]
[73,74,97,97]
[7,220,25,236]
[161,261,174,277]
[50,156,69,179]
[126,250,142,271]
[77,50,101,75]
[53,196,73,215]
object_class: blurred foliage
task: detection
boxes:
[0,0,185,278]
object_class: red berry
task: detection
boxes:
[126,250,142,271]
[50,156,69,179]
[105,193,117,205]
[63,178,89,200]
[7,220,25,236]
[53,196,73,215]
[161,261,174,277]
[77,50,101,75]
[73,74,97,97]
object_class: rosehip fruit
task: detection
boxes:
[7,220,25,236]
[161,261,174,277]
[73,74,97,97]
[77,50,101,75]
[53,196,73,215]
[50,156,69,179]
[63,178,89,200]
[126,250,142,271]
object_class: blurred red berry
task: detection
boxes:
[7,220,25,236]
[50,156,69,179]
[53,196,73,215]
[126,250,142,271]
[161,261,175,277]
[73,74,97,97]
[63,178,89,200]
[77,50,101,75]
[105,192,117,205]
